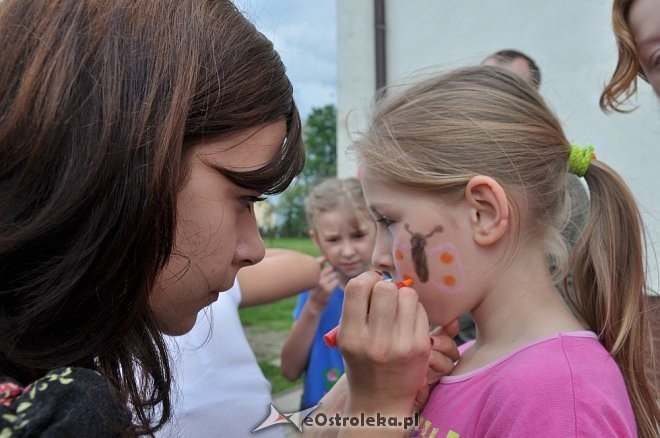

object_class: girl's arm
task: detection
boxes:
[280,265,338,381]
[237,249,323,308]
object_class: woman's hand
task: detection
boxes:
[337,271,430,418]
[413,321,460,412]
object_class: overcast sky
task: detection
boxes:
[233,0,337,120]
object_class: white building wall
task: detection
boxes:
[336,0,375,181]
[337,0,660,290]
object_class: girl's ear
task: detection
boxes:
[465,175,509,246]
[309,229,321,250]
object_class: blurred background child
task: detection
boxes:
[280,178,376,409]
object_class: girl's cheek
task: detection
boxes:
[393,239,464,295]
[427,243,464,295]
[393,241,417,283]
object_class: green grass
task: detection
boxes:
[239,236,319,330]
[239,236,320,394]
[259,360,303,394]
[261,235,320,256]
[239,295,298,330]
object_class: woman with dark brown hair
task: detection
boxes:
[0,0,304,435]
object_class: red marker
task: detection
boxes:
[323,277,414,348]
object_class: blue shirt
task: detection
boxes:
[292,286,345,409]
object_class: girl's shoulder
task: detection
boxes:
[445,332,616,385]
[1,367,131,437]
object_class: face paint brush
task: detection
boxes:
[323,277,414,348]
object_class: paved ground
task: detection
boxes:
[243,327,303,406]
[244,327,303,437]
[243,327,290,362]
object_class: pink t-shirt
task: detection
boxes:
[416,332,636,437]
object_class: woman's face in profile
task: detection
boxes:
[150,121,287,335]
[628,0,660,96]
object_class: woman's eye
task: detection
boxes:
[240,195,266,212]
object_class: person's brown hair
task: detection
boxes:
[600,0,646,112]
[354,66,659,437]
[0,0,304,435]
[305,178,370,232]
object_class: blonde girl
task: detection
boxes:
[334,66,658,437]
[281,178,376,409]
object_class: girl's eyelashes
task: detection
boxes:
[375,216,395,228]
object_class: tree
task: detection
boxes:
[276,104,336,236]
[300,104,336,186]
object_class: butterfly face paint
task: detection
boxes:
[426,243,463,294]
[394,224,463,294]
[404,223,444,282]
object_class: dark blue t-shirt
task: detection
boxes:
[292,286,345,409]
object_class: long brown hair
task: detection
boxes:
[354,66,658,437]
[0,0,303,435]
[600,0,645,112]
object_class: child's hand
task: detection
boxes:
[337,271,430,417]
[307,261,339,313]
[413,321,460,412]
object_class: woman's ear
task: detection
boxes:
[465,175,509,246]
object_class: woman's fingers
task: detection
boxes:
[392,286,419,348]
[426,323,459,384]
[338,272,380,347]
[430,330,460,362]
[365,280,398,352]
[442,318,460,338]
[338,276,433,418]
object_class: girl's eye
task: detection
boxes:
[376,216,395,228]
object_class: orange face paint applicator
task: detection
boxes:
[323,277,414,348]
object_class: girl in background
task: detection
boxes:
[334,66,658,437]
[601,0,660,109]
[281,178,376,409]
[0,0,304,435]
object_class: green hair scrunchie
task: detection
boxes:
[568,144,596,177]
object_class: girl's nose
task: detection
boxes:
[371,238,393,271]
[340,241,357,257]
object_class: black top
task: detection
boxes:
[1,367,131,437]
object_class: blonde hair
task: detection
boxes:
[353,66,658,437]
[600,0,645,112]
[305,178,369,231]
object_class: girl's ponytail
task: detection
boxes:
[569,160,658,437]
